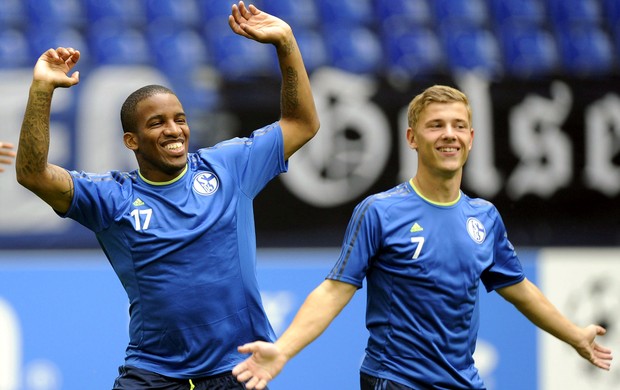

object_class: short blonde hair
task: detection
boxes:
[407,85,472,130]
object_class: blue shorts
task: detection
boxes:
[112,365,266,390]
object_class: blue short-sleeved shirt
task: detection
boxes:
[61,123,287,378]
[328,180,525,389]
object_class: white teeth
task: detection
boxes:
[439,147,457,152]
[165,142,182,150]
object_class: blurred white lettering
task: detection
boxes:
[0,71,70,232]
[0,298,21,390]
[281,68,391,206]
[458,73,503,198]
[506,81,573,199]
[584,94,620,196]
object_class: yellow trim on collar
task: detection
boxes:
[139,164,188,185]
[409,178,461,206]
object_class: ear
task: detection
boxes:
[123,132,138,151]
[406,127,417,150]
[468,128,474,150]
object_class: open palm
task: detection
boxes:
[228,1,291,45]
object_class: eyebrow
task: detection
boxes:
[424,118,470,127]
[146,112,186,121]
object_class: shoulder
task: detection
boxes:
[462,192,495,209]
[460,192,502,219]
[71,170,136,185]
[197,123,282,152]
[356,183,413,214]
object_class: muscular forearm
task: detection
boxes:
[16,82,55,183]
[275,280,356,361]
[16,82,73,212]
[276,36,308,120]
[275,32,319,159]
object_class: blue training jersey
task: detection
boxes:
[61,122,287,378]
[328,179,525,389]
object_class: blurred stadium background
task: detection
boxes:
[0,0,619,389]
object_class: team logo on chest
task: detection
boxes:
[192,172,219,196]
[466,217,486,244]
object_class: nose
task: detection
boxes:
[442,125,457,140]
[163,120,183,136]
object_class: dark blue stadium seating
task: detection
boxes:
[323,26,382,75]
[261,0,319,29]
[381,26,445,79]
[0,0,25,29]
[440,25,503,79]
[27,26,89,66]
[88,22,151,66]
[147,24,210,79]
[547,0,603,26]
[84,0,146,28]
[556,24,615,76]
[316,0,374,27]
[0,0,618,81]
[26,0,85,29]
[293,27,328,73]
[602,0,620,29]
[499,24,560,79]
[489,0,547,26]
[204,22,279,80]
[0,28,30,68]
[432,0,489,27]
[145,0,201,28]
[375,0,433,29]
[198,0,237,23]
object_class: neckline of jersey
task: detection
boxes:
[408,178,461,207]
[138,164,188,186]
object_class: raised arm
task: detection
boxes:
[497,278,613,370]
[233,279,357,389]
[0,142,16,172]
[228,1,319,160]
[15,47,80,214]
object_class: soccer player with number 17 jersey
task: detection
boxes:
[16,3,319,389]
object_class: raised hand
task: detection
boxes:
[33,47,80,88]
[228,1,292,45]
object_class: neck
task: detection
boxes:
[411,172,461,203]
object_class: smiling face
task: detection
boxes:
[407,101,473,179]
[123,92,189,182]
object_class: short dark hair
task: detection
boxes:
[120,85,176,133]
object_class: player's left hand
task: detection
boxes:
[574,324,613,370]
[228,1,292,46]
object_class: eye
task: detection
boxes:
[429,122,442,128]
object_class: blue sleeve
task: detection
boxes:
[327,196,381,288]
[481,210,525,292]
[198,122,287,199]
[60,171,129,233]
